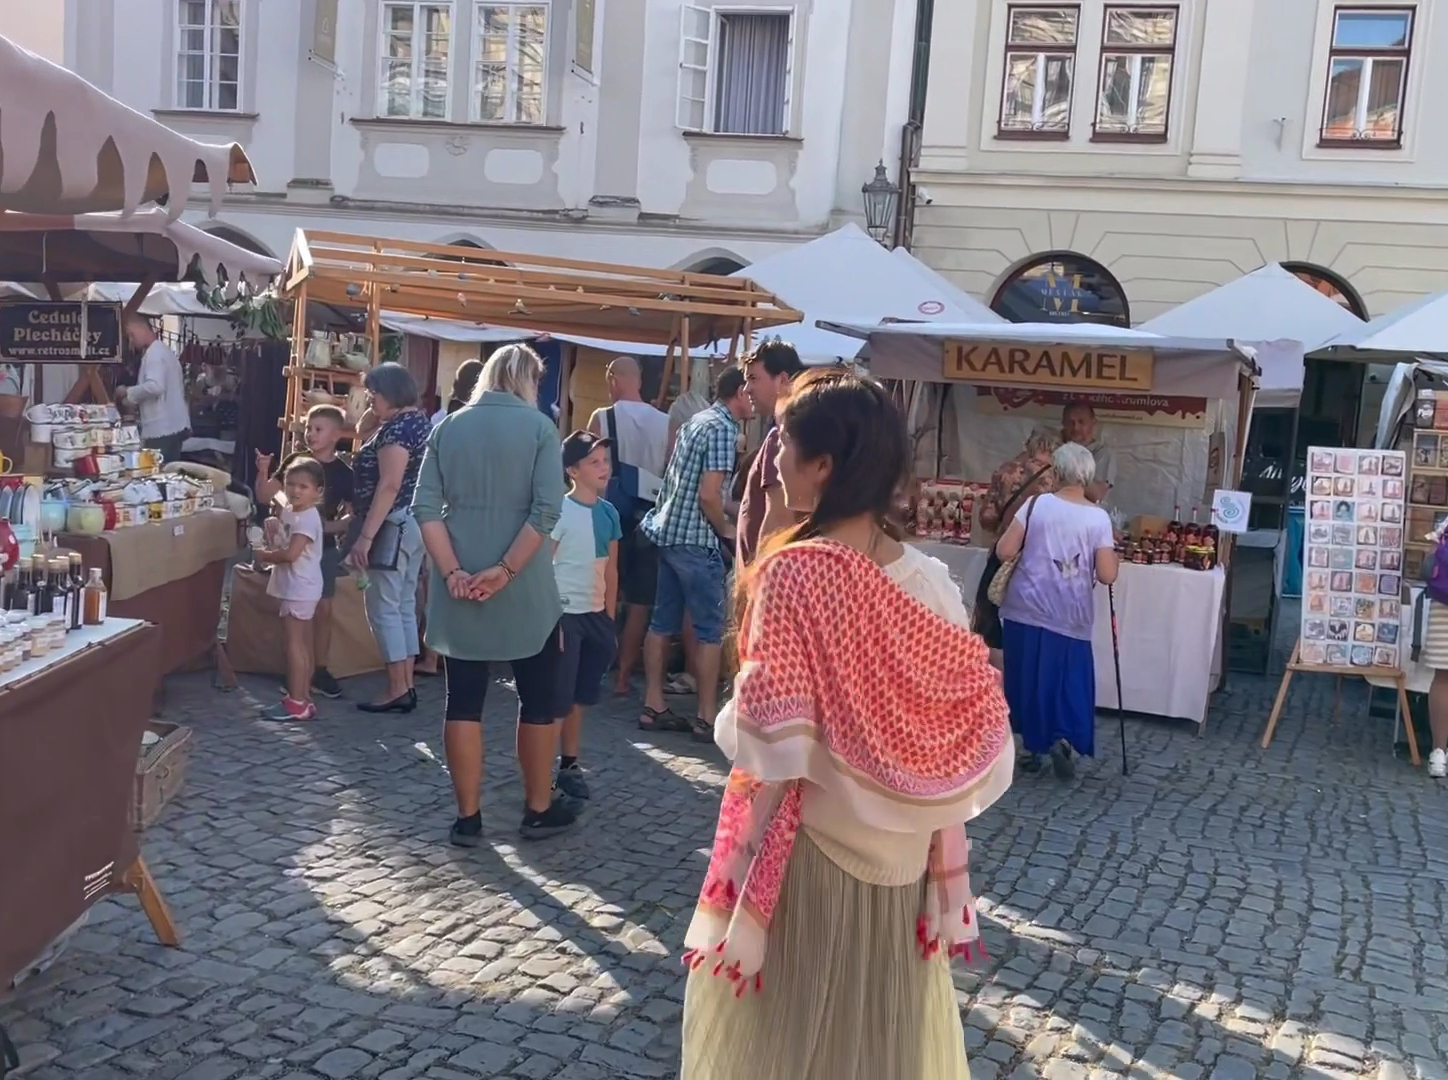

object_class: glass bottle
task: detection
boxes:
[1167,505,1183,544]
[30,554,50,615]
[82,567,108,625]
[7,563,29,614]
[67,553,84,631]
[50,557,72,632]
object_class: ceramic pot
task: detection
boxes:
[66,503,106,536]
[39,499,67,535]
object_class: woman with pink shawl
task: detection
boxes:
[680,369,1015,1079]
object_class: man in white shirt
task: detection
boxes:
[1062,401,1117,505]
[587,356,670,692]
[117,315,190,463]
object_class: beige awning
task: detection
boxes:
[0,34,255,218]
[0,208,281,292]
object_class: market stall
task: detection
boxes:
[0,617,177,989]
[58,506,239,676]
[0,31,265,997]
[822,318,1256,728]
[275,230,800,455]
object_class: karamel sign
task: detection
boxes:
[943,340,1154,392]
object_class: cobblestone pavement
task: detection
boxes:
[3,666,1447,1080]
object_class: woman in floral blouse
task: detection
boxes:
[973,426,1059,649]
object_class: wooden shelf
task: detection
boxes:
[1408,501,1448,510]
[1409,465,1448,477]
[282,365,366,383]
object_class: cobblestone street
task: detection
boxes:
[3,666,1447,1080]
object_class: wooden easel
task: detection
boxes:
[1260,640,1421,765]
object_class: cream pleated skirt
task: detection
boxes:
[1422,600,1448,669]
[680,832,970,1080]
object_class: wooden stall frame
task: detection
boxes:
[1259,640,1420,765]
[280,231,799,454]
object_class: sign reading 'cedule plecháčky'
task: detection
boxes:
[0,303,123,363]
[943,340,1155,392]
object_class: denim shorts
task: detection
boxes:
[648,544,726,645]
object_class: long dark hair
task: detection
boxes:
[447,358,484,413]
[739,369,909,609]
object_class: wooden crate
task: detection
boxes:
[132,721,192,831]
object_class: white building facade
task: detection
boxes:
[55,0,924,272]
[914,0,1448,324]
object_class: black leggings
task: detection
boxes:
[444,626,561,724]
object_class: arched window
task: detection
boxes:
[1280,262,1367,319]
[685,256,748,275]
[990,251,1130,327]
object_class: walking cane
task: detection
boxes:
[1107,584,1129,775]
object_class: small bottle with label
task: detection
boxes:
[50,557,71,631]
[67,553,85,632]
[82,567,108,625]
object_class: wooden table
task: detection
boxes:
[0,619,179,989]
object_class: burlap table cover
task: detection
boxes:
[225,565,384,679]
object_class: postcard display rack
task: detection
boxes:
[1260,447,1421,763]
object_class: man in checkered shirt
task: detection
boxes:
[638,368,751,740]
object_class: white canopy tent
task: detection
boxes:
[820,319,1256,520]
[543,224,1003,363]
[378,311,533,344]
[1139,264,1367,409]
[1319,285,1448,354]
[726,224,1001,363]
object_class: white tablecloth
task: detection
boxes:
[0,618,146,692]
[911,541,1226,725]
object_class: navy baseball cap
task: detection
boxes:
[562,429,611,468]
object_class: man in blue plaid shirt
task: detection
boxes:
[638,369,751,741]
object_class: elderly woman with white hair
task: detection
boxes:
[414,343,576,845]
[993,441,1118,779]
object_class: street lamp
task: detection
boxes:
[860,161,900,246]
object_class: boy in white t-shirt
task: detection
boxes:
[255,458,326,721]
[548,431,622,802]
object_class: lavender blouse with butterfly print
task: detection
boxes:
[999,493,1115,641]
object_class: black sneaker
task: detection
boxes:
[519,795,579,840]
[449,814,483,848]
[1049,739,1076,780]
[312,668,344,699]
[554,763,590,800]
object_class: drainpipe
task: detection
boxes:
[893,0,934,250]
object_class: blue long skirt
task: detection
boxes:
[1001,619,1096,758]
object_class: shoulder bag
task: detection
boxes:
[986,493,1041,607]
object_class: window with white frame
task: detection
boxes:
[379,2,454,120]
[474,3,548,123]
[1093,6,1177,140]
[998,6,1078,136]
[176,0,242,111]
[677,6,796,136]
[1320,6,1414,146]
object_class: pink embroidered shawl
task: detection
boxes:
[682,540,1014,995]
